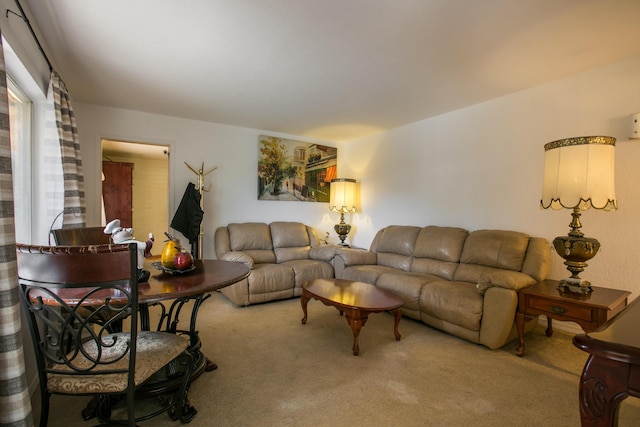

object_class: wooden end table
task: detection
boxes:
[516,280,630,357]
[300,278,402,356]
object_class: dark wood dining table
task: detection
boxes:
[137,257,250,375]
[573,296,640,427]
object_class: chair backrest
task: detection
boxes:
[51,226,112,245]
[16,243,139,391]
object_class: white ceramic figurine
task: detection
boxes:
[104,219,154,280]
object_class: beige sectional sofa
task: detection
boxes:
[333,225,551,349]
[214,221,550,350]
[214,222,336,306]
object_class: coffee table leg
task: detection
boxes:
[301,291,310,324]
[345,310,368,356]
[393,309,402,340]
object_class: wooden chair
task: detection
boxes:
[16,243,197,426]
[51,226,112,245]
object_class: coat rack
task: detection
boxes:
[185,162,217,259]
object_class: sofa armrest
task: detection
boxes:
[476,270,536,294]
[219,251,254,269]
[336,247,377,267]
[478,286,519,349]
[309,245,341,262]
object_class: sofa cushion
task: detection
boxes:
[521,237,552,282]
[376,226,421,256]
[282,259,334,286]
[377,272,442,312]
[411,258,459,281]
[270,222,311,263]
[270,222,310,248]
[275,246,310,263]
[248,263,295,295]
[419,281,483,332]
[340,265,398,285]
[459,229,530,271]
[373,226,420,271]
[227,223,277,264]
[228,223,273,250]
[376,252,413,271]
[413,226,468,262]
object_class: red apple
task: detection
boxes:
[174,251,194,270]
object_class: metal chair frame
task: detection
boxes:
[17,243,196,427]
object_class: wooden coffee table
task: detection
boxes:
[301,278,403,355]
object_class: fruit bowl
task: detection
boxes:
[151,262,197,275]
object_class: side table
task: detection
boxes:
[515,280,630,357]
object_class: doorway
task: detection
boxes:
[101,139,170,247]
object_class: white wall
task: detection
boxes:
[75,104,344,257]
[342,54,640,297]
[76,55,640,296]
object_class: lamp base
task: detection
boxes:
[552,232,599,296]
[334,223,351,246]
[557,278,592,295]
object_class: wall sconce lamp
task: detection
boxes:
[541,136,617,294]
[329,178,357,246]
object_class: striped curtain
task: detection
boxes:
[48,71,86,228]
[0,32,33,427]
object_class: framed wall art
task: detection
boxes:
[258,135,337,202]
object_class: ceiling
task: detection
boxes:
[21,0,640,142]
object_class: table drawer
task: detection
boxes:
[528,297,593,321]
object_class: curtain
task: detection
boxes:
[0,31,33,427]
[48,71,86,228]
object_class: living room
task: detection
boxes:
[2,1,640,426]
[71,29,640,301]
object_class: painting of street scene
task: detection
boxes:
[258,135,337,202]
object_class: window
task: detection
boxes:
[5,36,53,245]
[8,76,32,243]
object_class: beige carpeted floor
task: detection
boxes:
[36,291,640,426]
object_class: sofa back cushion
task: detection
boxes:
[270,222,311,263]
[454,229,530,283]
[228,222,276,264]
[374,226,420,271]
[411,226,468,280]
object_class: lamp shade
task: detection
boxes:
[329,178,357,213]
[541,136,616,211]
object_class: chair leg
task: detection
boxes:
[93,395,115,425]
[125,387,136,427]
[38,388,50,427]
[174,351,197,424]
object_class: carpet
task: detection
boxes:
[38,291,640,426]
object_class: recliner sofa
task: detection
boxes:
[214,222,336,306]
[333,225,551,349]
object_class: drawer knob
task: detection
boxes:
[550,305,566,314]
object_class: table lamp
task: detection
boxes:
[329,178,357,246]
[541,136,617,294]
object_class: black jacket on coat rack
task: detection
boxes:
[171,182,204,256]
